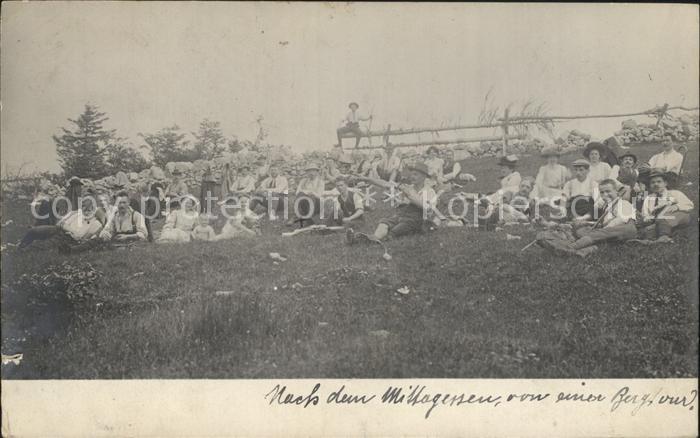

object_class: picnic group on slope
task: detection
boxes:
[17,102,695,258]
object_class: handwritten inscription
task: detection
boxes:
[263,382,697,419]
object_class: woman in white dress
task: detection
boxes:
[583,143,613,183]
[532,147,570,202]
[157,195,199,243]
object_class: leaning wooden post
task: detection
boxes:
[502,108,510,156]
[383,124,392,148]
[655,103,669,128]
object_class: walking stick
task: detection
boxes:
[366,105,375,148]
[520,239,538,252]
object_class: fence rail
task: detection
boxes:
[341,103,699,154]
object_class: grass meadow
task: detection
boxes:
[1,142,698,379]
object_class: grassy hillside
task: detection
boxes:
[1,141,698,378]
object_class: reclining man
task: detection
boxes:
[536,179,638,257]
[19,193,108,253]
[347,162,444,243]
[638,171,694,243]
[99,191,149,243]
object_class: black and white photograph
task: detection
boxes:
[1,2,698,436]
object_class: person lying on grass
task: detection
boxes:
[476,177,536,225]
[215,196,261,240]
[536,179,638,257]
[157,195,199,243]
[346,162,444,243]
[191,213,216,242]
[99,191,148,243]
[18,193,107,253]
[636,172,694,243]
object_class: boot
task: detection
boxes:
[571,236,595,250]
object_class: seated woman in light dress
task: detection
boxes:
[531,147,570,202]
[157,195,199,243]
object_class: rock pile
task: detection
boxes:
[615,113,699,145]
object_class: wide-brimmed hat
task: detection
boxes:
[171,169,183,176]
[305,164,320,172]
[540,147,561,158]
[406,162,431,176]
[618,153,638,164]
[68,176,83,185]
[583,142,607,159]
[348,102,359,109]
[498,155,519,167]
[571,158,590,168]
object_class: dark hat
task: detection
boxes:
[407,162,431,176]
[498,155,519,167]
[571,159,590,168]
[68,176,83,185]
[583,142,607,159]
[618,153,638,164]
[648,171,668,181]
[348,102,359,109]
[171,169,183,176]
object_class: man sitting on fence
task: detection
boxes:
[647,135,684,189]
[99,191,149,243]
[536,179,638,257]
[337,102,372,149]
[637,172,694,243]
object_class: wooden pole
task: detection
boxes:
[354,134,525,150]
[502,108,510,157]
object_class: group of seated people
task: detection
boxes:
[471,134,692,256]
[17,133,694,257]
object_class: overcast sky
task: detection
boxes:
[1,2,698,174]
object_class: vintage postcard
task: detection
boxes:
[1,2,698,436]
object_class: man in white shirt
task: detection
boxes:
[377,145,403,183]
[647,135,684,188]
[231,166,257,194]
[19,195,107,252]
[250,165,289,220]
[537,179,638,257]
[639,172,694,242]
[336,102,372,148]
[288,164,326,227]
[100,192,149,242]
